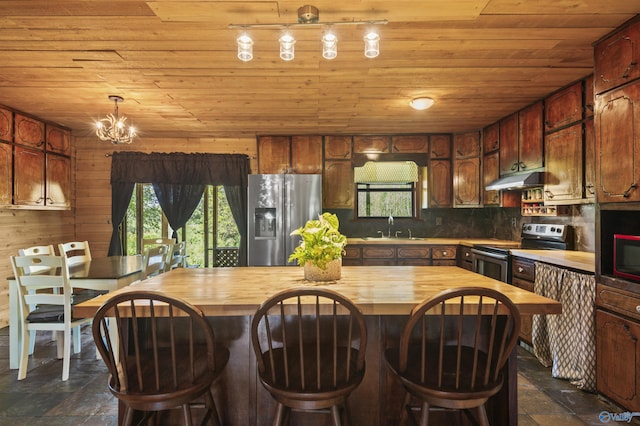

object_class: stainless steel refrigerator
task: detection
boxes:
[247,174,322,266]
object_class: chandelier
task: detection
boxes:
[229,5,387,62]
[95,95,136,144]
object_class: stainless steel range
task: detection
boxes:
[471,223,573,282]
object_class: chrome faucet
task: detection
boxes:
[408,228,412,239]
[387,215,394,238]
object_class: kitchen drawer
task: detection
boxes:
[512,257,535,282]
[432,245,457,260]
[459,246,473,271]
[432,259,456,266]
[344,246,362,260]
[362,246,396,259]
[397,246,430,259]
[596,283,640,321]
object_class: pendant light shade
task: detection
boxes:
[364,31,380,58]
[322,30,338,59]
[237,32,254,62]
[279,32,296,61]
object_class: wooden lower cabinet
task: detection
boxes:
[343,246,362,266]
[345,244,457,266]
[0,141,11,205]
[511,257,535,344]
[596,309,640,411]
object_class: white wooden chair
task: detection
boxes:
[142,244,170,280]
[58,241,92,266]
[10,254,94,381]
[18,245,56,273]
[166,241,187,271]
[17,244,58,353]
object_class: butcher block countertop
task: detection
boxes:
[74,266,561,318]
[510,249,595,273]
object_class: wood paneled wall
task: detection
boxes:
[0,136,256,328]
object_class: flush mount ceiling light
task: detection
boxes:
[95,95,137,144]
[409,97,435,111]
[229,5,387,62]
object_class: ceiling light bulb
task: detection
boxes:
[279,32,296,61]
[364,31,380,58]
[322,31,338,60]
[410,97,435,110]
[237,32,254,62]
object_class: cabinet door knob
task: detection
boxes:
[518,267,524,273]
[636,305,640,313]
[465,252,470,257]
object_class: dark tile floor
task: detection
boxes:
[0,326,637,425]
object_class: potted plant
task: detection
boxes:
[288,212,347,281]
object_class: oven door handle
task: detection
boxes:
[470,248,509,261]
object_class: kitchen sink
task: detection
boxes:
[361,236,424,241]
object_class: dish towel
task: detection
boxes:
[532,262,596,392]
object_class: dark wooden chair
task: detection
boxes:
[385,287,521,426]
[91,290,229,426]
[250,287,368,426]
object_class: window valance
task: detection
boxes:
[110,152,249,186]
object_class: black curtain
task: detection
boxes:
[108,182,136,255]
[153,183,205,241]
[109,152,250,259]
[223,185,248,266]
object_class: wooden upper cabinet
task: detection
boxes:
[257,136,290,174]
[543,123,583,204]
[584,117,596,200]
[482,122,499,154]
[14,146,45,206]
[324,135,352,159]
[545,82,583,132]
[0,107,13,143]
[45,124,71,156]
[585,75,595,118]
[291,135,322,174]
[594,21,640,95]
[518,101,544,172]
[46,154,71,207]
[14,113,44,149]
[453,131,481,158]
[323,160,354,209]
[499,112,519,175]
[483,151,500,206]
[429,134,451,159]
[353,135,390,153]
[595,82,640,202]
[391,135,428,153]
[0,142,11,205]
[453,157,481,207]
[428,159,452,207]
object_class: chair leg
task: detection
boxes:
[61,326,71,381]
[475,404,490,426]
[182,403,193,426]
[203,388,221,426]
[29,330,36,355]
[419,401,430,426]
[17,325,31,380]
[330,405,342,426]
[72,325,82,354]
[273,403,286,426]
[399,392,411,426]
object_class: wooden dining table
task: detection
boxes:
[8,255,142,370]
[74,265,562,426]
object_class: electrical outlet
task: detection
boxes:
[511,218,517,228]
[435,217,442,226]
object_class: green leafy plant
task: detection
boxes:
[288,212,347,269]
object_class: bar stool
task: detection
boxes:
[251,287,368,425]
[384,287,521,426]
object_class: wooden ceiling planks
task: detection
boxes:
[0,1,637,137]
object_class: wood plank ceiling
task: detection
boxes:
[0,1,639,139]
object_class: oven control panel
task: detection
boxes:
[521,223,568,241]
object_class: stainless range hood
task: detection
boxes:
[485,171,543,191]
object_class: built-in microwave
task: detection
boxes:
[613,234,640,282]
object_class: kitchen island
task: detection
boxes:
[75,266,561,425]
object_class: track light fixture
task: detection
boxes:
[229,5,387,62]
